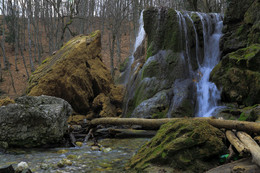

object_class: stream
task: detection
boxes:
[0,138,149,173]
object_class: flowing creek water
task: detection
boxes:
[0,138,149,172]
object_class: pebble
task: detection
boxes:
[76,142,83,147]
[16,161,29,172]
[40,163,49,170]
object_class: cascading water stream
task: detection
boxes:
[174,11,223,117]
[122,10,145,116]
[196,13,223,117]
[122,10,145,85]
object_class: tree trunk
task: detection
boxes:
[206,158,259,173]
[225,130,249,155]
[237,131,260,167]
[14,0,19,71]
[89,118,260,133]
[109,33,115,79]
[1,0,7,70]
[108,129,157,138]
[26,0,34,72]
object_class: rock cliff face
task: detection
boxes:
[211,0,260,106]
[124,8,218,118]
[27,31,123,116]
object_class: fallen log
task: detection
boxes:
[206,158,259,173]
[89,118,260,133]
[237,131,260,167]
[89,118,170,129]
[225,130,249,156]
[108,129,157,138]
[207,119,260,134]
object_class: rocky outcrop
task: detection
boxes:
[124,8,211,118]
[0,95,72,148]
[128,119,226,172]
[26,30,123,116]
[220,0,259,56]
[211,0,260,107]
[211,44,260,106]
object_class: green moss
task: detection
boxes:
[146,43,154,60]
[41,57,50,64]
[142,60,159,79]
[152,107,169,119]
[236,24,246,35]
[228,44,260,69]
[238,112,248,121]
[161,152,167,159]
[162,9,181,52]
[128,119,226,172]
[119,57,130,72]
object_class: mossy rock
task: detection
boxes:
[26,30,123,115]
[221,0,260,56]
[211,44,260,106]
[0,97,15,107]
[128,119,226,172]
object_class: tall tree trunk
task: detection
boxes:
[1,0,8,70]
[26,0,34,72]
[116,33,122,64]
[109,33,115,79]
[14,0,19,71]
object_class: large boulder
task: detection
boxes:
[0,95,72,148]
[128,119,226,172]
[27,30,123,116]
[211,44,260,106]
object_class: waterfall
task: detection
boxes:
[196,13,223,117]
[121,10,145,85]
[174,11,223,117]
[122,10,145,116]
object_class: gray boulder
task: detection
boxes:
[0,95,72,148]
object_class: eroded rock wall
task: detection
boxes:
[211,0,260,106]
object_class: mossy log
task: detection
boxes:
[89,118,260,133]
[89,118,170,129]
[225,130,249,155]
[237,131,260,167]
[109,129,157,138]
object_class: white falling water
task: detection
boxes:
[174,11,223,117]
[133,10,146,53]
[196,13,223,117]
[175,11,193,74]
[122,10,145,85]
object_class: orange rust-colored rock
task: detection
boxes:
[27,30,123,116]
[93,93,117,117]
[67,115,87,125]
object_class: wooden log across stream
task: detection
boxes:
[88,117,260,167]
[89,117,260,134]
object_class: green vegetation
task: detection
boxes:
[128,119,226,172]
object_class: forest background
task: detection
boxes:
[0,0,227,98]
